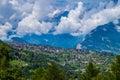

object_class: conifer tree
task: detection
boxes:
[80,62,99,80]
[111,55,120,80]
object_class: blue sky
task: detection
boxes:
[0,0,120,41]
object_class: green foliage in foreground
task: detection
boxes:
[111,55,120,80]
[0,40,120,80]
[0,40,10,69]
[31,62,66,80]
[0,41,24,80]
[80,62,100,80]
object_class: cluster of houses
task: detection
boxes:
[9,42,115,71]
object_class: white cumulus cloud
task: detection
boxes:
[54,0,120,36]
[0,0,120,40]
[15,0,55,37]
[16,14,53,37]
[116,26,120,32]
[0,22,12,40]
[54,2,84,35]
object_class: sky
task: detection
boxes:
[0,0,120,40]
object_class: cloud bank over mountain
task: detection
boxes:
[0,0,120,40]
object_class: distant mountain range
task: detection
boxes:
[12,15,120,54]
